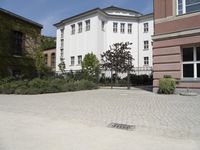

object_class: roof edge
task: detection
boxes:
[54,8,103,27]
[0,7,43,28]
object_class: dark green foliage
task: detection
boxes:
[99,74,153,86]
[158,76,176,94]
[0,11,41,77]
[0,78,98,95]
[129,74,153,86]
[41,36,56,50]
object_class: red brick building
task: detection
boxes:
[153,0,200,93]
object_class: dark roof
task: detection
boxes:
[54,6,147,27]
[0,7,43,28]
[103,6,142,16]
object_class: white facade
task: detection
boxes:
[55,6,154,75]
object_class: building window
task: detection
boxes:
[128,24,132,34]
[44,54,48,66]
[12,31,23,55]
[78,22,82,33]
[61,39,64,49]
[78,55,82,65]
[71,24,75,34]
[144,41,149,50]
[51,53,56,68]
[101,21,105,31]
[182,47,200,78]
[60,28,64,39]
[71,56,75,66]
[177,0,200,15]
[120,23,125,33]
[144,57,149,66]
[113,22,118,33]
[85,20,90,31]
[144,23,149,33]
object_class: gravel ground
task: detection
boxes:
[0,88,200,150]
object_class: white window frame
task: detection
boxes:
[128,24,132,34]
[182,46,200,79]
[78,22,82,33]
[144,40,149,50]
[85,20,90,31]
[113,22,118,33]
[177,0,200,15]
[144,57,149,66]
[71,24,75,35]
[144,23,149,33]
[71,56,75,66]
[78,55,82,65]
[120,23,125,33]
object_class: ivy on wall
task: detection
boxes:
[0,12,42,77]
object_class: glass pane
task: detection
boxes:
[197,47,200,60]
[183,64,194,77]
[182,47,194,61]
[186,3,200,13]
[186,0,200,5]
[197,63,200,77]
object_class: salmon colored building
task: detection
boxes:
[153,0,200,93]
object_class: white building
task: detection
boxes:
[54,6,153,75]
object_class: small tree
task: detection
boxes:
[82,53,100,81]
[58,58,66,75]
[35,48,46,78]
[101,42,134,88]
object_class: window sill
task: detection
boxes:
[180,78,200,82]
[176,10,200,17]
[143,49,149,51]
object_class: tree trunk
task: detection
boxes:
[111,69,113,89]
[127,70,130,90]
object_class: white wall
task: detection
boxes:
[55,11,154,75]
[138,18,154,68]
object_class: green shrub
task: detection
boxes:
[158,77,176,94]
[28,78,48,88]
[0,78,98,95]
[75,80,98,90]
[0,80,27,94]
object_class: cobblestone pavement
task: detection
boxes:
[0,88,200,139]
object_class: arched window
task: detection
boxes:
[51,53,56,68]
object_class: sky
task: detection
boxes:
[0,0,153,37]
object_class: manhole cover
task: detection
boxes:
[108,123,136,131]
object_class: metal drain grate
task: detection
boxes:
[108,123,136,131]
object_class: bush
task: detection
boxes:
[158,77,176,94]
[99,74,153,86]
[0,78,98,95]
[75,80,98,90]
